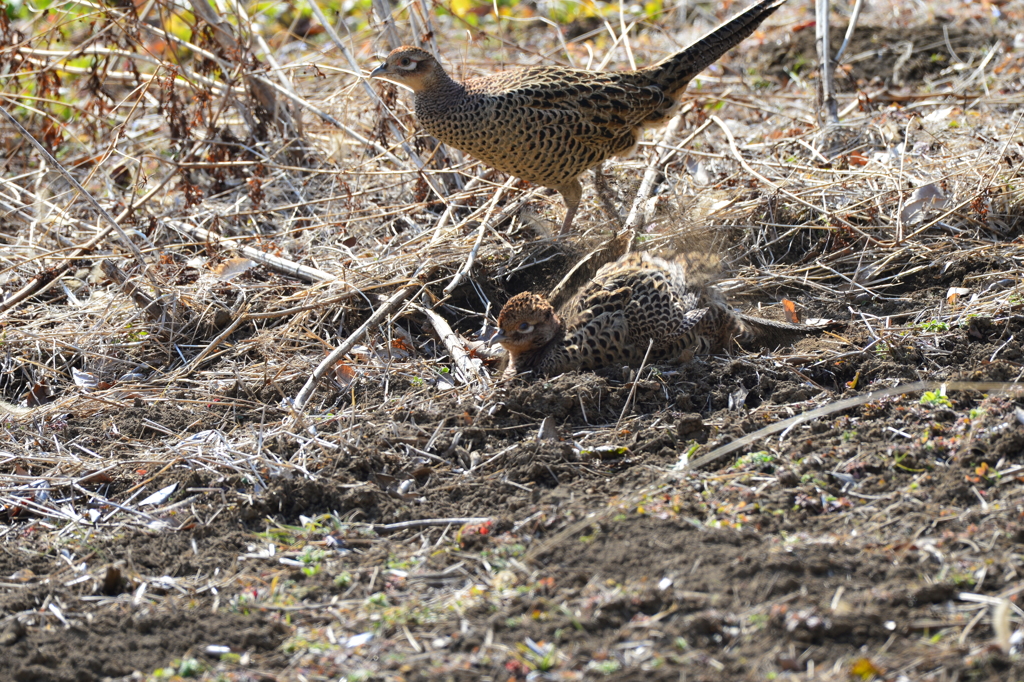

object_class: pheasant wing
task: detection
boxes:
[467,68,665,133]
[563,311,632,370]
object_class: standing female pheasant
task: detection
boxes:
[370,0,784,235]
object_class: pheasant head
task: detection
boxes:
[370,46,447,93]
[488,293,563,367]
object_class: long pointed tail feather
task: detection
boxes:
[648,0,785,98]
[737,312,839,349]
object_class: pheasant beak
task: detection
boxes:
[479,325,506,346]
[369,63,388,79]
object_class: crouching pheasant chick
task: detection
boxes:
[489,252,825,377]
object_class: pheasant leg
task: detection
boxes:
[556,179,583,237]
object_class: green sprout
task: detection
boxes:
[919,391,952,408]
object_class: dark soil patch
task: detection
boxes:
[0,611,286,682]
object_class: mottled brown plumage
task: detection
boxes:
[489,251,823,377]
[370,0,784,235]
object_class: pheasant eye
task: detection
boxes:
[400,58,410,66]
[517,322,534,333]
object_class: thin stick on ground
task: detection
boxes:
[833,0,864,64]
[414,303,490,391]
[616,338,655,430]
[623,114,706,231]
[370,517,490,532]
[815,0,838,124]
[168,220,337,283]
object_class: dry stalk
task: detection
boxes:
[413,303,489,391]
[167,220,336,283]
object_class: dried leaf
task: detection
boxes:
[139,482,177,507]
[9,569,35,583]
[211,257,256,281]
[685,157,709,186]
[782,299,800,324]
[901,183,948,225]
[79,471,113,485]
[23,382,51,407]
[72,368,99,390]
[537,416,559,440]
[334,361,357,388]
[102,566,123,595]
[850,657,884,679]
[947,287,970,304]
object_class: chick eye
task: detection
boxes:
[517,322,534,333]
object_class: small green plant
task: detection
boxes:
[788,55,809,76]
[733,451,774,468]
[920,390,952,408]
[334,571,353,588]
[892,452,924,473]
[518,639,559,672]
[345,671,373,682]
[916,320,949,332]
[299,546,328,577]
[177,658,205,678]
[588,659,622,674]
[841,430,858,443]
[411,376,425,387]
[950,571,977,588]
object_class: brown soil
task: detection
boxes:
[4,267,1024,680]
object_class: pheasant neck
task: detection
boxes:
[414,77,466,118]
[512,330,569,375]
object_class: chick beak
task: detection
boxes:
[479,325,506,347]
[369,63,388,79]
